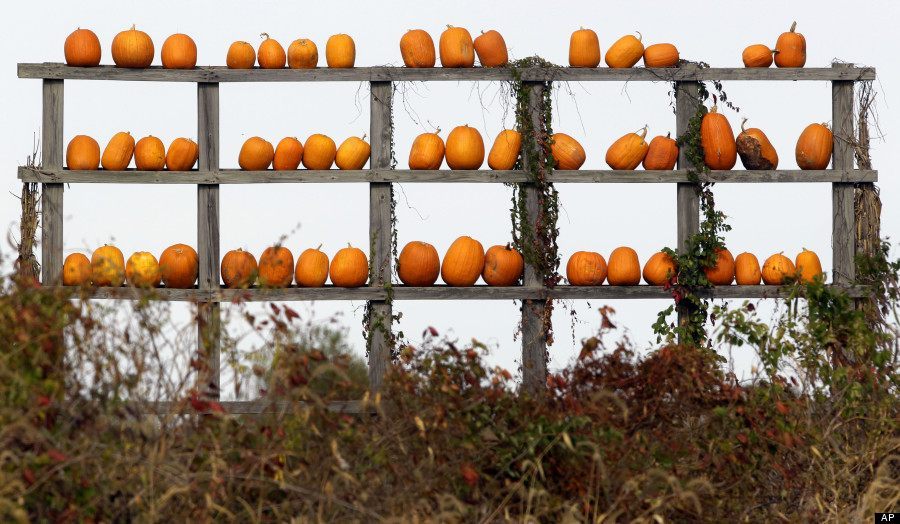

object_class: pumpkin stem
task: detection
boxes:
[260,32,270,41]
[130,24,136,31]
[316,243,323,251]
[710,104,718,114]
[361,133,367,141]
[637,125,648,139]
[741,117,749,132]
[789,21,797,33]
[665,131,671,139]
[635,31,642,41]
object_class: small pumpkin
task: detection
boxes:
[569,27,601,68]
[330,245,369,288]
[795,123,833,170]
[482,245,523,286]
[398,241,441,286]
[326,34,356,68]
[239,137,275,170]
[161,33,197,69]
[474,30,508,67]
[134,136,166,171]
[700,105,737,170]
[166,138,199,170]
[302,134,337,170]
[566,251,607,286]
[273,137,304,170]
[441,236,485,286]
[736,118,779,170]
[762,253,796,285]
[288,38,318,69]
[258,246,294,288]
[400,29,436,68]
[605,32,644,68]
[703,248,735,286]
[159,243,198,288]
[607,247,641,286]
[64,28,101,67]
[487,129,522,170]
[550,133,586,170]
[742,44,774,68]
[774,21,806,68]
[111,25,154,68]
[795,248,824,283]
[100,132,135,171]
[335,135,371,170]
[606,125,650,170]
[409,131,445,169]
[126,251,161,288]
[62,253,91,286]
[91,245,125,287]
[643,43,679,68]
[257,34,286,69]
[227,41,256,69]
[642,251,677,286]
[642,133,679,170]
[66,135,101,170]
[439,25,475,68]
[445,125,485,170]
[294,245,330,287]
[221,249,258,288]
[735,252,762,285]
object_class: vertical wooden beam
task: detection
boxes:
[831,64,855,285]
[41,79,64,285]
[368,81,393,393]
[675,78,701,334]
[197,82,221,399]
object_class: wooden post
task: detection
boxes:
[197,82,221,399]
[41,80,64,285]
[367,81,393,393]
[831,64,855,285]
[675,77,701,336]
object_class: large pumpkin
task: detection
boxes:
[302,134,337,170]
[605,33,644,68]
[335,135,371,170]
[64,28,101,67]
[642,133,678,170]
[100,132,134,171]
[566,251,607,286]
[159,243,198,288]
[326,34,356,68]
[62,253,92,286]
[439,26,475,68]
[795,123,833,170]
[736,119,779,170]
[742,44,774,68]
[257,34,286,69]
[409,131,445,169]
[643,43,679,68]
[273,137,304,170]
[221,249,258,288]
[487,129,522,170]
[135,136,166,171]
[67,135,101,170]
[294,246,330,287]
[762,253,796,285]
[606,126,650,170]
[227,41,255,69]
[703,248,735,286]
[125,252,161,288]
[330,245,369,287]
[734,252,762,285]
[112,25,154,68]
[91,245,125,287]
[288,38,318,69]
[446,125,485,170]
[700,106,737,170]
[550,133,586,170]
[400,29,436,68]
[441,236,485,286]
[474,30,508,67]
[258,246,295,288]
[161,33,197,69]
[569,28,601,68]
[166,138,199,170]
[774,22,806,68]
[607,247,641,286]
[482,245,523,286]
[398,241,441,286]
[795,249,824,283]
[239,137,275,170]
[642,251,677,286]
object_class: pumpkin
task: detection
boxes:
[488,129,522,170]
[795,248,824,283]
[642,133,679,170]
[774,21,806,68]
[166,138,199,170]
[482,245,523,286]
[62,253,91,286]
[605,32,644,68]
[161,33,197,69]
[66,135,100,170]
[64,28,101,67]
[134,136,166,171]
[409,131,445,169]
[112,25,154,68]
[446,125,485,169]
[762,253,796,285]
[326,34,356,68]
[643,43,679,68]
[125,252,161,288]
[288,38,318,69]
[159,243,198,288]
[703,248,735,285]
[400,29,436,68]
[221,249,258,288]
[441,236,485,286]
[100,132,134,170]
[742,44,774,68]
[700,105,737,170]
[302,134,337,170]
[566,251,607,286]
[795,123,833,170]
[258,246,294,288]
[398,241,441,286]
[295,245,330,287]
[569,27,601,68]
[91,245,125,287]
[257,34,286,69]
[474,30,508,67]
[239,137,275,170]
[439,26,475,68]
[642,251,677,286]
[736,119,779,170]
[606,125,650,170]
[335,135,371,170]
[273,137,304,170]
[550,133,586,170]
[735,252,762,285]
[330,245,369,287]
[227,41,256,69]
[607,247,641,285]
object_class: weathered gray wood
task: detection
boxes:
[18,63,877,83]
[675,77,701,334]
[40,80,64,286]
[134,399,371,415]
[19,166,879,185]
[831,65,856,285]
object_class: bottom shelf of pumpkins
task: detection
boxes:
[60,237,824,291]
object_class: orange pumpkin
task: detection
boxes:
[642,133,679,170]
[606,126,650,170]
[221,249,258,288]
[605,32,644,68]
[607,247,641,286]
[258,246,294,288]
[400,29,436,68]
[742,44,774,68]
[409,131,445,169]
[441,236,485,286]
[66,135,101,170]
[642,251,677,286]
[734,252,762,285]
[736,119,779,170]
[482,245,523,286]
[134,136,166,171]
[161,33,197,69]
[111,25,154,68]
[700,106,737,170]
[257,34,286,69]
[643,43,679,68]
[569,28,601,68]
[774,22,806,68]
[703,248,735,286]
[302,134,337,170]
[795,249,824,283]
[398,241,441,286]
[239,137,275,170]
[62,253,92,286]
[566,251,607,286]
[487,129,522,170]
[550,133,586,170]
[335,135,371,170]
[445,125,484,169]
[166,138,199,170]
[100,132,135,171]
[227,41,256,69]
[795,123,833,170]
[439,26,475,68]
[273,137,304,170]
[326,34,355,68]
[64,28,101,67]
[91,245,125,287]
[159,243,198,288]
[762,253,796,285]
[474,30,508,67]
[288,38,318,69]
[126,252,161,288]
[294,246,330,287]
[330,245,369,287]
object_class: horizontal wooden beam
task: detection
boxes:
[18,167,878,184]
[18,63,876,82]
[133,399,370,415]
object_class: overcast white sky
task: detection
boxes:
[2,0,897,384]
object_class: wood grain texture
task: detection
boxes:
[675,77,701,334]
[41,80,64,286]
[831,65,856,285]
